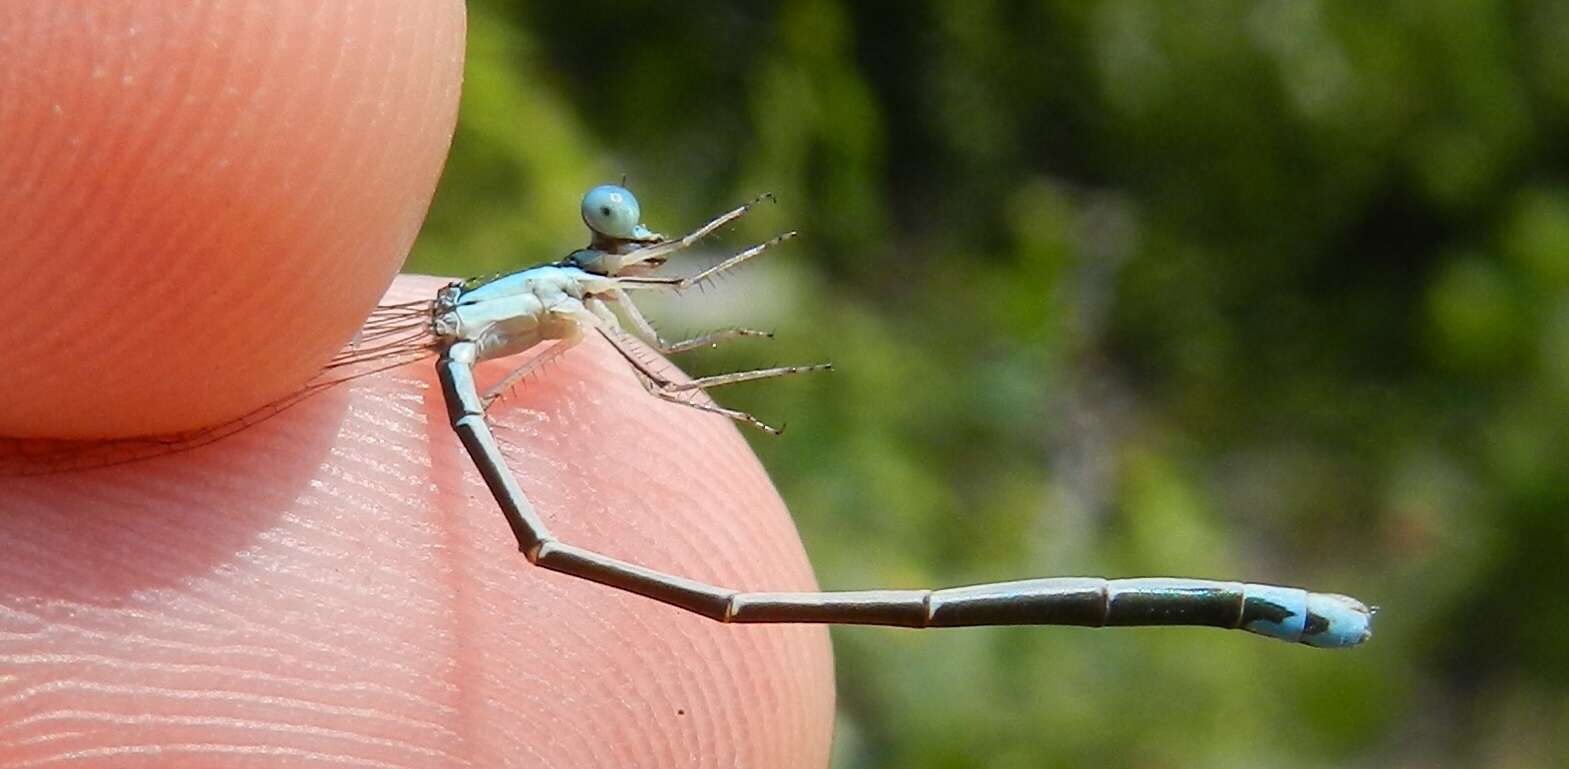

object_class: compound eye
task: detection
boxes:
[581,184,642,239]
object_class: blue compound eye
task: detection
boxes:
[581,185,642,239]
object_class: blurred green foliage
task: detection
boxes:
[410,2,1569,767]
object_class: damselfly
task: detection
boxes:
[0,185,1373,647]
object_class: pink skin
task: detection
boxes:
[0,4,835,768]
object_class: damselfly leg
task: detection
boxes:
[657,327,775,354]
[480,334,584,411]
[603,230,797,359]
[614,296,775,355]
[598,328,829,435]
[610,281,774,355]
[617,231,799,290]
[626,192,780,265]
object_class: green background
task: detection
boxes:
[409,2,1569,767]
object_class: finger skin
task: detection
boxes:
[0,4,836,767]
[0,1,464,438]
[0,278,836,769]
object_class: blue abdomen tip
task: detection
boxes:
[1301,593,1373,648]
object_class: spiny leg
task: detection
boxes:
[629,360,786,436]
[611,287,774,355]
[626,192,777,264]
[481,334,584,411]
[598,329,816,434]
[666,363,832,393]
[617,231,798,291]
[439,342,1372,648]
[661,328,774,354]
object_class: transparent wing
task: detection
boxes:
[0,300,438,476]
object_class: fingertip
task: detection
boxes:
[0,316,835,768]
[0,1,466,438]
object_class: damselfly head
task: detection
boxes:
[582,184,662,246]
[571,184,673,277]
